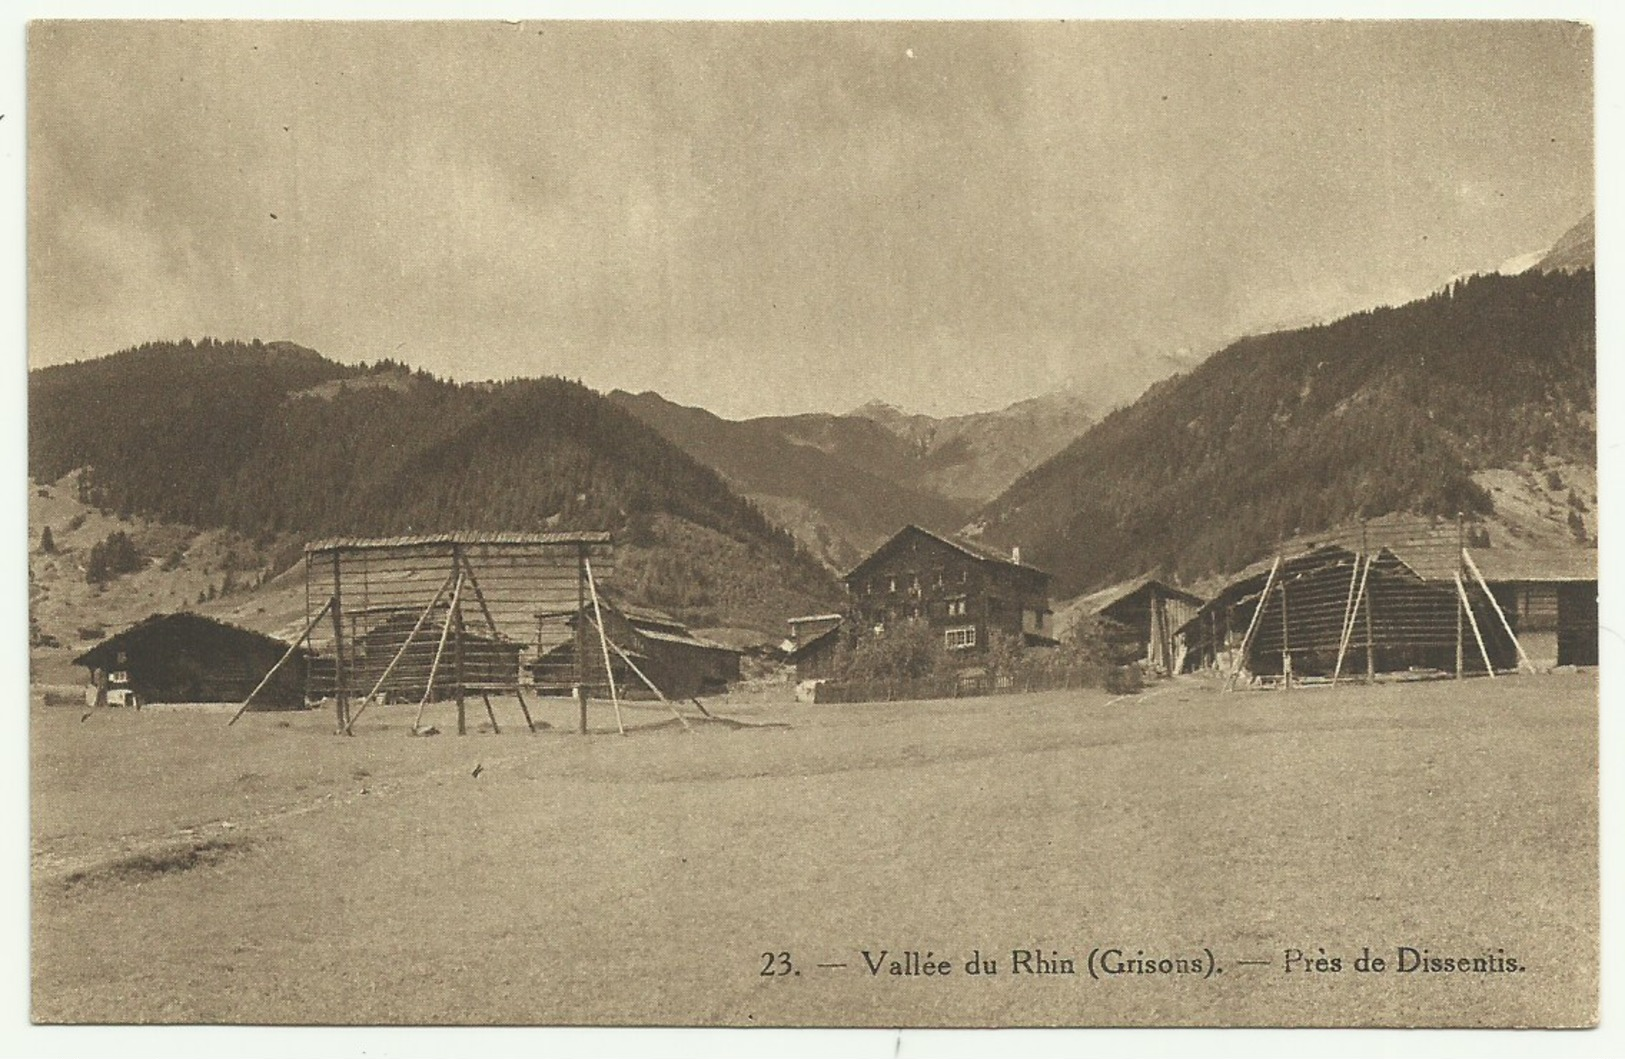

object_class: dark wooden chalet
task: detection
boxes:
[73,612,306,708]
[1076,577,1205,675]
[843,525,1054,656]
[531,597,742,699]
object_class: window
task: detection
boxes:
[946,598,967,617]
[944,626,977,650]
[888,577,897,593]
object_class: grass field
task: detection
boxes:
[30,672,1597,1027]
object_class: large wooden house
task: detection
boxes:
[843,525,1054,655]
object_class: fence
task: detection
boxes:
[811,662,1139,705]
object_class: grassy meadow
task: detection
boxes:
[30,672,1597,1027]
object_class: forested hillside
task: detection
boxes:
[29,339,840,631]
[977,268,1595,596]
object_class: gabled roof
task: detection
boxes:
[843,524,1050,582]
[534,594,739,653]
[787,622,844,661]
[1468,548,1596,584]
[1076,576,1205,618]
[74,611,295,668]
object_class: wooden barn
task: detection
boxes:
[1470,549,1597,669]
[1075,577,1205,675]
[783,613,847,681]
[531,597,742,699]
[73,612,306,709]
[1177,543,1519,684]
[844,525,1055,655]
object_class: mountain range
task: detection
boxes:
[28,341,842,641]
[28,213,1594,653]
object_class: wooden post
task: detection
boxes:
[1456,574,1496,678]
[1455,514,1465,679]
[1332,555,1371,685]
[230,595,332,725]
[585,558,624,736]
[1226,557,1280,691]
[413,574,464,731]
[576,543,589,735]
[454,548,466,735]
[330,552,348,733]
[1362,522,1375,681]
[1279,580,1291,692]
[1464,550,1534,673]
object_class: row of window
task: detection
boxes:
[864,570,972,595]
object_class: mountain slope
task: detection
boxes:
[608,390,969,570]
[29,340,840,634]
[842,388,1108,505]
[1536,211,1594,273]
[975,268,1595,597]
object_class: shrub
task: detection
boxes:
[843,619,953,683]
[85,529,142,583]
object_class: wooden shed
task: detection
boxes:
[1470,549,1597,669]
[73,612,307,709]
[1177,544,1517,683]
[531,597,742,699]
[1076,577,1205,675]
[784,614,848,681]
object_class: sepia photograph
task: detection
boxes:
[18,9,1608,1042]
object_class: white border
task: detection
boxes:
[5,4,1618,1057]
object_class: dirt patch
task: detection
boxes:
[60,836,250,890]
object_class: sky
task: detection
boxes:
[27,19,1593,418]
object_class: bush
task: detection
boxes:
[1105,664,1145,695]
[85,529,143,583]
[843,619,954,683]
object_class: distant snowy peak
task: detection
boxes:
[1495,248,1547,276]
